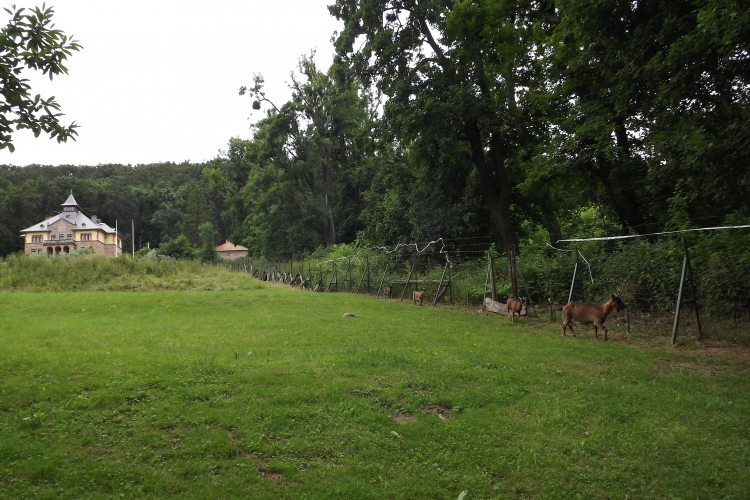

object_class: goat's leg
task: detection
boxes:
[562,321,575,337]
[594,320,607,340]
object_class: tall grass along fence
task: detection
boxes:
[0,254,263,292]
[224,237,496,308]
[226,228,750,344]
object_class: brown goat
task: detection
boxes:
[507,297,524,322]
[562,294,626,341]
[413,288,426,306]
[382,286,393,299]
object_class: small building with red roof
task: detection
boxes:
[216,240,248,260]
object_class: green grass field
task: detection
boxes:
[1,277,749,499]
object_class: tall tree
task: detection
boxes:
[197,221,218,263]
[216,55,376,258]
[644,0,750,218]
[542,0,750,230]
[182,181,211,246]
[0,4,81,151]
[329,0,551,251]
[541,0,685,233]
[243,56,370,247]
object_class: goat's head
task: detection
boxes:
[610,294,626,311]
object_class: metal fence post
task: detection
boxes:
[672,255,688,345]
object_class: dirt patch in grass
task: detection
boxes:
[228,429,252,457]
[263,471,284,482]
[254,459,276,476]
[609,331,750,374]
[351,389,378,398]
[254,459,286,485]
[629,335,750,362]
[393,412,417,424]
[422,403,453,421]
[694,339,750,363]
[653,358,724,376]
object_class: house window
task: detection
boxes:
[63,207,75,212]
[31,249,36,253]
[59,234,64,240]
[31,235,42,243]
[67,234,72,240]
[81,233,92,241]
[51,234,56,240]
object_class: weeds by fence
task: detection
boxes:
[223,237,501,306]
[520,230,750,343]
[4,228,747,343]
[0,253,262,292]
[227,229,750,344]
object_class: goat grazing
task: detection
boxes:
[413,288,426,306]
[507,297,524,322]
[382,286,393,299]
[562,294,626,341]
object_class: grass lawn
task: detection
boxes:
[1,281,749,499]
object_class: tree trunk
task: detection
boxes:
[321,156,336,247]
[325,194,336,246]
[465,121,518,252]
[542,209,564,246]
[594,154,645,233]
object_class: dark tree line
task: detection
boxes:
[0,163,223,257]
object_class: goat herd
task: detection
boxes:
[382,286,427,305]
[385,285,627,341]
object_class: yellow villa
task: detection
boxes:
[20,193,123,257]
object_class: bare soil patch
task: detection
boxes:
[422,403,453,421]
[393,412,417,424]
[351,389,378,398]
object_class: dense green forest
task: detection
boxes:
[1,0,748,260]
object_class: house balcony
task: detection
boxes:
[43,238,77,246]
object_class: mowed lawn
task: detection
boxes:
[1,285,749,499]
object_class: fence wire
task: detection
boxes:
[223,231,750,344]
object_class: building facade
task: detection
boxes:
[216,240,248,260]
[20,194,123,257]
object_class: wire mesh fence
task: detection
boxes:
[223,230,750,344]
[520,232,750,344]
[222,237,498,307]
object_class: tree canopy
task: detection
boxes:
[0,4,81,152]
[1,0,748,260]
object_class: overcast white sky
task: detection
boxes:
[0,1,342,167]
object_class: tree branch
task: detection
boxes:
[530,9,561,24]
